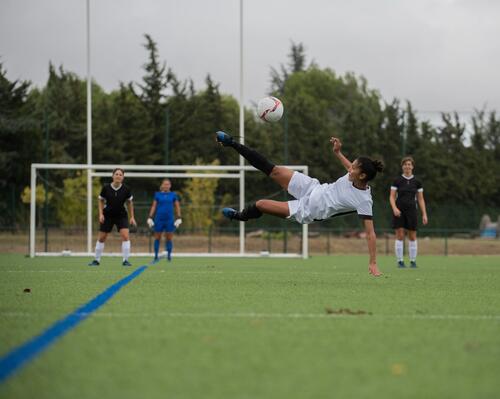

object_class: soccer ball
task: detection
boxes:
[257,96,284,123]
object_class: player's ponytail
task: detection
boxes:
[357,157,384,182]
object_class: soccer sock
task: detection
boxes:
[154,239,160,259]
[166,240,173,255]
[236,203,263,221]
[409,240,418,261]
[230,142,275,176]
[395,240,404,261]
[95,241,104,262]
[122,240,131,262]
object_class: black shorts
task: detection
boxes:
[392,208,418,231]
[100,215,129,233]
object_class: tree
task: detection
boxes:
[55,172,101,227]
[132,34,173,158]
[182,159,221,232]
[0,63,40,226]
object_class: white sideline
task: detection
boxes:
[1,311,499,321]
[34,252,304,258]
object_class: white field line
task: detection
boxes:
[0,270,353,275]
[1,311,499,321]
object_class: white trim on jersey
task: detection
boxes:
[390,186,398,191]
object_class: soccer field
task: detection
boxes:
[1,254,499,399]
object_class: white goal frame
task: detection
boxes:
[30,163,309,259]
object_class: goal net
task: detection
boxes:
[29,164,309,259]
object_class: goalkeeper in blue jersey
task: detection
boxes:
[147,179,182,263]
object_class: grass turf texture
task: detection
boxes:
[0,254,499,399]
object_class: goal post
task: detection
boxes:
[29,163,309,259]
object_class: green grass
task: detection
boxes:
[1,254,499,399]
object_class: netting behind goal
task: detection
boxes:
[29,164,309,258]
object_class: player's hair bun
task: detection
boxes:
[372,160,384,173]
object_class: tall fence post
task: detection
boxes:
[444,232,448,256]
[208,227,212,253]
[327,230,331,254]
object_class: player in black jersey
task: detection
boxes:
[389,157,428,268]
[88,168,137,266]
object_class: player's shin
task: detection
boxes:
[154,239,160,259]
[122,240,131,261]
[95,241,104,261]
[239,203,263,221]
[231,143,275,176]
[409,240,417,261]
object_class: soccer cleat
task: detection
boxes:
[150,258,160,265]
[167,253,172,262]
[410,261,417,268]
[397,260,406,268]
[88,260,100,266]
[215,131,234,147]
[222,207,238,220]
[122,260,132,267]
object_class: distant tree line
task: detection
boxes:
[1,35,499,230]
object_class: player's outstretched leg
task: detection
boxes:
[216,131,275,175]
[216,131,295,190]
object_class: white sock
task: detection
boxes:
[395,240,404,261]
[409,240,417,261]
[95,241,104,262]
[122,240,131,261]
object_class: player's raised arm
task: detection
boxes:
[330,137,352,171]
[363,218,382,276]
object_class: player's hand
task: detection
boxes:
[147,218,155,228]
[174,218,182,228]
[130,217,137,227]
[99,214,105,224]
[330,137,342,153]
[422,215,428,225]
[369,262,382,277]
[393,208,401,217]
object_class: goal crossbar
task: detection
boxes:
[30,163,309,259]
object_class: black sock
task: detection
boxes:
[236,203,263,221]
[231,142,275,176]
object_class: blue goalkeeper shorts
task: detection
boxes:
[154,219,175,233]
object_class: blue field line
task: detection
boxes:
[0,265,148,384]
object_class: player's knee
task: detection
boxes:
[269,166,282,178]
[255,199,266,210]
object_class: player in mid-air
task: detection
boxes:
[147,179,182,263]
[88,168,136,266]
[215,131,384,276]
[389,156,428,268]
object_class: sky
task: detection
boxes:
[1,0,500,119]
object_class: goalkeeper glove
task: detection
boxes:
[174,218,182,228]
[147,218,155,228]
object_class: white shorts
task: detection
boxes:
[287,172,320,224]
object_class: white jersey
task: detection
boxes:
[287,172,373,224]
